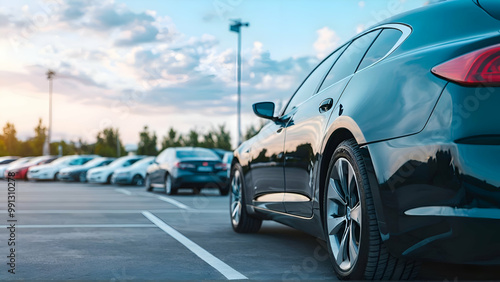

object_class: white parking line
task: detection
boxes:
[157,195,191,210]
[115,188,132,195]
[0,224,156,228]
[142,211,247,280]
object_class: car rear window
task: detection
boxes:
[176,149,218,159]
[357,28,402,70]
[318,29,380,92]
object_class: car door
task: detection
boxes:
[249,46,350,213]
[283,30,382,217]
[150,149,168,184]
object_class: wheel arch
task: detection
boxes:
[318,117,387,234]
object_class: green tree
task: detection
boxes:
[50,141,77,156]
[76,138,95,155]
[95,128,125,157]
[214,124,231,150]
[161,128,182,150]
[244,120,266,141]
[183,129,200,147]
[2,122,19,155]
[137,126,158,156]
[201,131,216,148]
[30,118,47,156]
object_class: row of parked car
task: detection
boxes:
[0,147,233,195]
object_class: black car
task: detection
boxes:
[145,147,229,195]
[230,1,500,280]
[58,157,115,182]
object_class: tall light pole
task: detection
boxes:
[43,70,55,156]
[230,19,249,146]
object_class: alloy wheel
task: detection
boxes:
[326,157,362,272]
[165,175,172,194]
[230,169,242,226]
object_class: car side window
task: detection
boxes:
[282,45,347,115]
[357,28,402,70]
[318,30,381,92]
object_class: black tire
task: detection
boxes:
[230,163,262,233]
[54,172,59,181]
[132,175,144,186]
[106,174,112,184]
[164,174,177,195]
[219,183,230,196]
[323,139,420,280]
[145,175,153,191]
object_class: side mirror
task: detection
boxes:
[252,102,275,120]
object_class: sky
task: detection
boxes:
[0,0,435,149]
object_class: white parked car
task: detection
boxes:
[27,155,97,181]
[111,156,155,186]
[87,155,145,184]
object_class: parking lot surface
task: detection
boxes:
[0,181,498,280]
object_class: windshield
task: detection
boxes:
[130,157,154,168]
[176,149,219,159]
[7,157,32,167]
[108,158,128,167]
[26,156,52,165]
[50,156,75,165]
[83,158,107,168]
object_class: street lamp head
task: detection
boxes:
[229,19,249,33]
[46,69,56,80]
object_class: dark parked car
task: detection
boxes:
[229,1,500,280]
[146,147,229,195]
[58,157,115,182]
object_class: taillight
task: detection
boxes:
[214,163,227,171]
[175,162,195,170]
[432,44,500,86]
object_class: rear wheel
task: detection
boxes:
[132,175,144,186]
[54,172,59,181]
[219,183,230,196]
[230,163,262,233]
[324,139,420,280]
[165,174,177,195]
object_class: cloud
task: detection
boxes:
[115,25,160,46]
[313,27,341,59]
[358,1,365,8]
[91,5,155,29]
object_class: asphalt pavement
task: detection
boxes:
[0,181,498,280]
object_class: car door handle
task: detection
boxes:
[319,98,334,113]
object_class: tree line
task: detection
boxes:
[0,119,265,157]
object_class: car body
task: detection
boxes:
[111,156,155,185]
[86,155,145,184]
[58,157,115,182]
[27,155,97,181]
[1,157,32,179]
[0,156,20,179]
[229,1,500,280]
[145,147,229,195]
[0,156,19,165]
[5,155,58,180]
